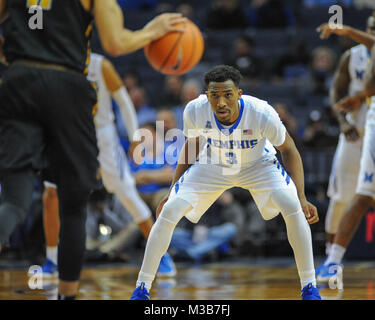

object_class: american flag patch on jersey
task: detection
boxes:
[243,129,253,135]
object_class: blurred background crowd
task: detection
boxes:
[1,0,375,268]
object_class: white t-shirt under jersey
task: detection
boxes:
[183,94,286,167]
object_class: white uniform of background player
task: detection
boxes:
[86,53,152,224]
[356,96,375,198]
[46,53,151,225]
[326,44,370,243]
[135,92,318,293]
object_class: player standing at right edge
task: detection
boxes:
[131,65,321,300]
[315,15,375,277]
[316,16,375,283]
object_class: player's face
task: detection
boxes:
[206,80,242,125]
[367,16,375,35]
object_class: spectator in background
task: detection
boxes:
[122,70,141,93]
[354,0,375,9]
[176,2,196,21]
[156,109,185,167]
[173,78,203,130]
[226,34,263,84]
[130,86,157,127]
[206,0,248,30]
[247,0,296,29]
[303,0,352,7]
[131,122,182,213]
[85,188,136,262]
[302,110,338,148]
[273,102,301,145]
[157,75,184,108]
[301,46,337,96]
[272,39,310,82]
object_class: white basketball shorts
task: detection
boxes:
[168,155,300,223]
[327,132,363,202]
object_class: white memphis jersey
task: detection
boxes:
[87,53,115,128]
[183,94,286,167]
[347,44,371,131]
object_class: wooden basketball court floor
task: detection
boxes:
[0,258,374,300]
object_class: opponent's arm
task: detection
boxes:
[330,50,360,141]
[317,23,375,50]
[276,131,319,224]
[93,0,185,56]
[0,0,8,22]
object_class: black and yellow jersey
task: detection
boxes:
[3,0,93,73]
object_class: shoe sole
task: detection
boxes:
[157,270,177,277]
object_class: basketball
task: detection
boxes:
[144,19,204,75]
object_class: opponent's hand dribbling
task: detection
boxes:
[299,197,319,224]
[144,13,186,42]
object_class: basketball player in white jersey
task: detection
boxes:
[317,15,375,283]
[40,53,176,278]
[131,65,321,300]
[315,16,375,279]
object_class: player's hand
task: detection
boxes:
[299,196,319,225]
[144,13,186,42]
[334,95,363,113]
[316,23,349,39]
[156,196,169,219]
[339,122,360,142]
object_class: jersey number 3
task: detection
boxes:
[27,0,53,10]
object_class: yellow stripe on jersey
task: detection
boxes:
[92,103,98,116]
[83,23,93,75]
[27,0,52,10]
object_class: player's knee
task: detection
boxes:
[159,198,191,226]
[271,188,301,217]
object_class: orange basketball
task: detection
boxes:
[144,19,204,75]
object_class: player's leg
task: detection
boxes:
[323,134,362,258]
[0,169,36,246]
[41,182,59,277]
[101,166,153,239]
[131,163,228,299]
[42,70,99,299]
[97,126,154,239]
[0,118,44,248]
[134,197,192,293]
[244,157,320,299]
[270,188,316,286]
[317,118,375,283]
[325,200,347,251]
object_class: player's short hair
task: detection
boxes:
[204,65,242,87]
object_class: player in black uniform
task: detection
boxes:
[0,0,185,299]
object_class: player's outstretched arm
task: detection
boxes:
[93,0,186,56]
[317,23,375,50]
[276,132,319,225]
